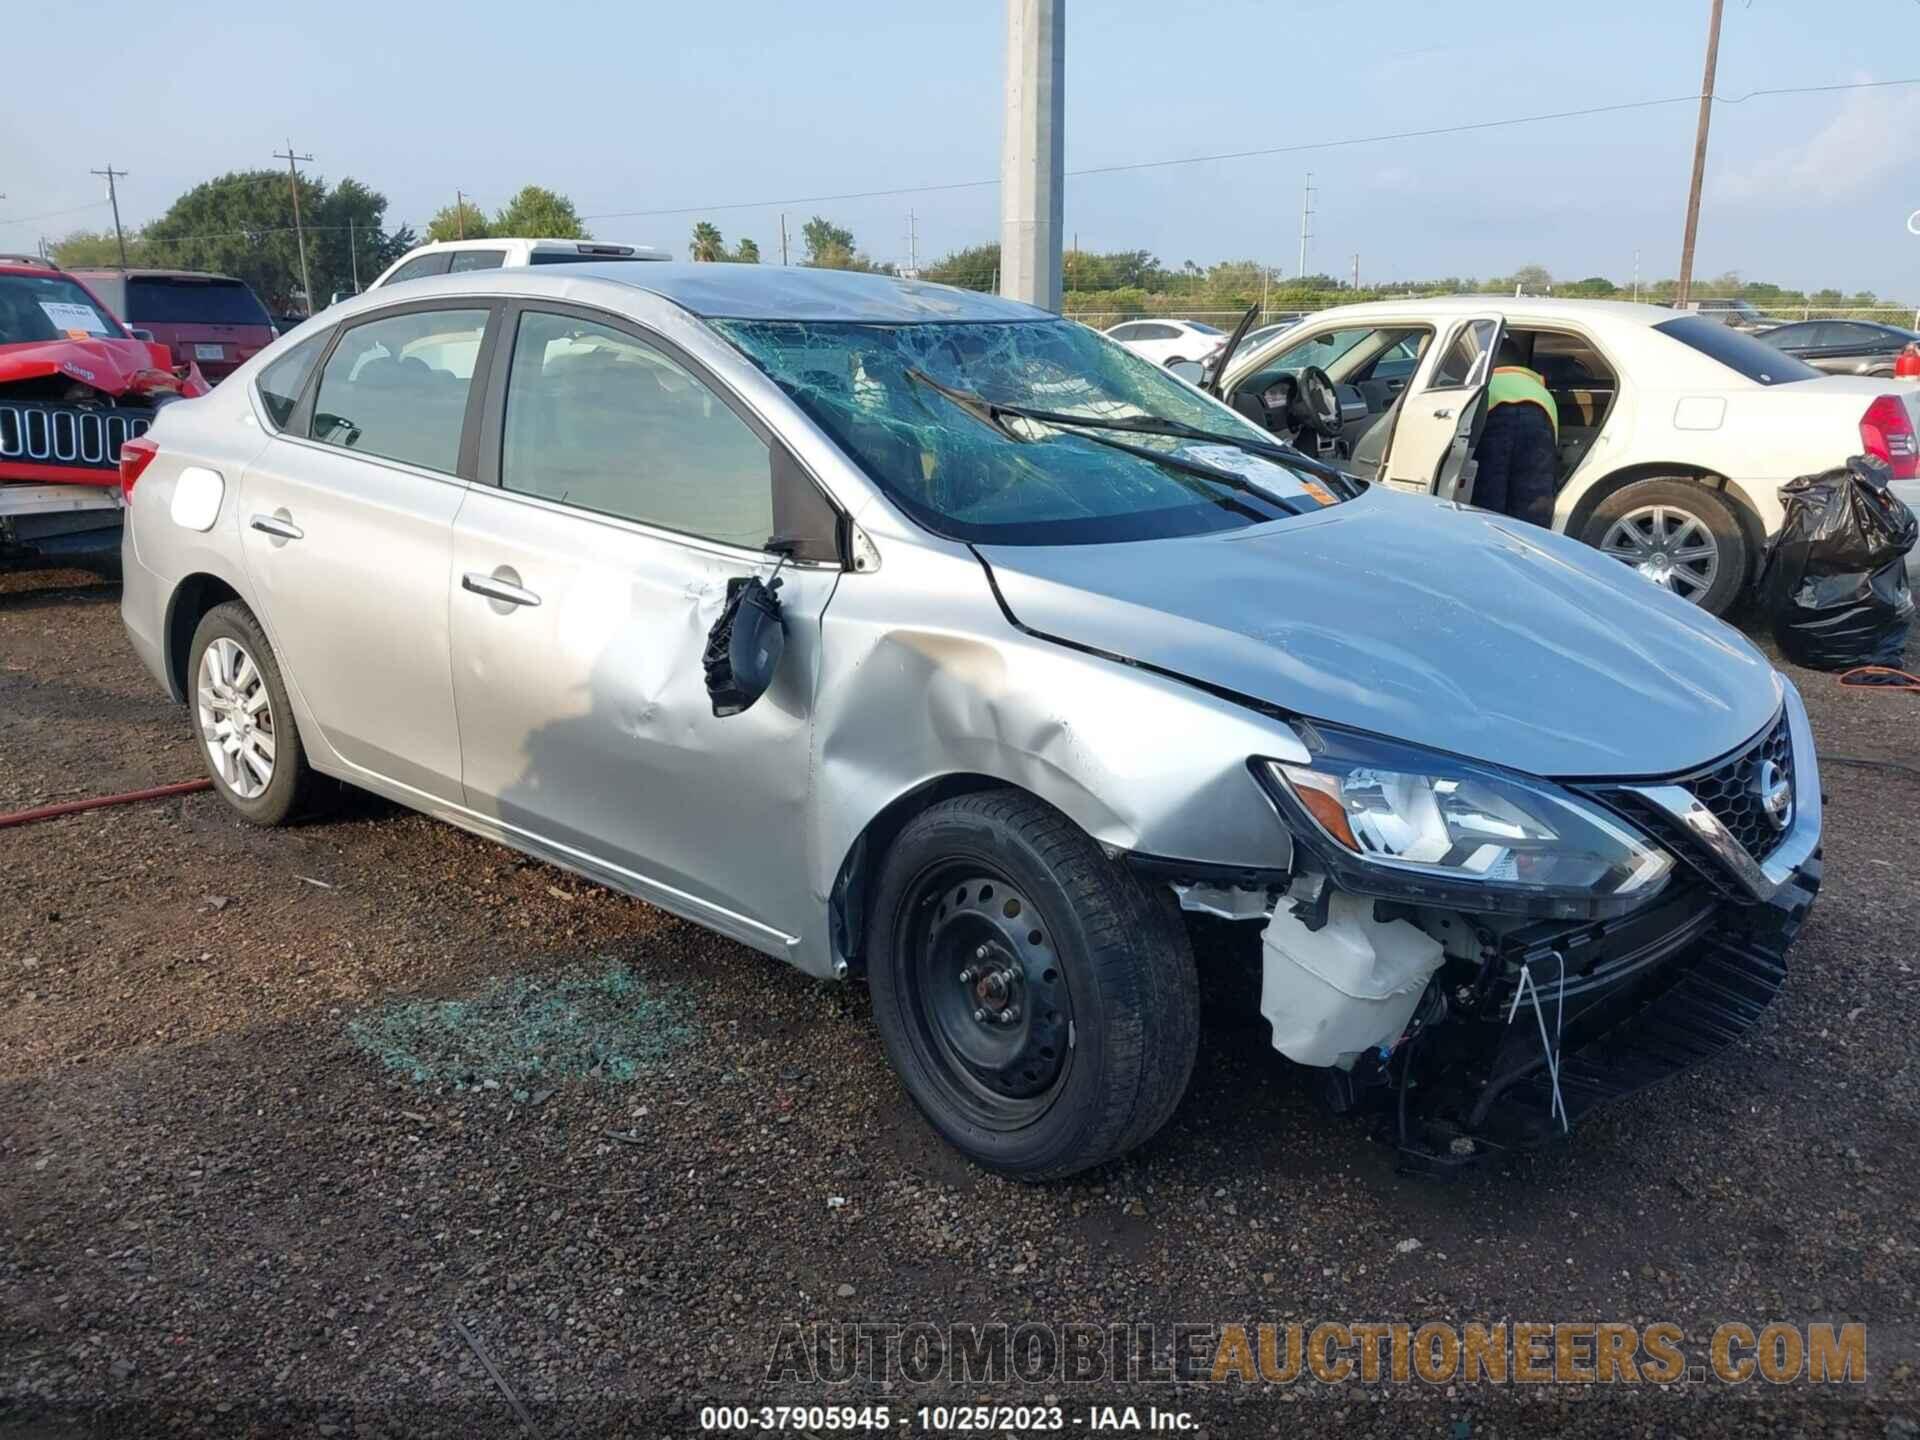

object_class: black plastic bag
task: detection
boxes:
[1758,455,1917,670]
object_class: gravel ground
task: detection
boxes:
[2,569,1918,1439]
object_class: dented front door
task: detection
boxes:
[447,488,834,956]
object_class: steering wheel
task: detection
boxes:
[1288,365,1342,439]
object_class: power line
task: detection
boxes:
[579,75,1920,223]
[0,199,110,228]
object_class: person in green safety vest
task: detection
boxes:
[1472,336,1559,527]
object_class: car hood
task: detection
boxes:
[977,488,1783,779]
[0,336,204,399]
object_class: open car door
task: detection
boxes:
[1379,314,1504,504]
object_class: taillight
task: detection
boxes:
[1860,395,1919,481]
[119,436,159,499]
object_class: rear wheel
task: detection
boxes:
[1580,478,1750,615]
[187,601,318,826]
[867,789,1198,1181]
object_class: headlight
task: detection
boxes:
[1260,722,1673,916]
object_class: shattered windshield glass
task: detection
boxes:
[713,317,1337,545]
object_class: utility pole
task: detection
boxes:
[1674,0,1724,307]
[454,189,467,241]
[349,216,360,293]
[1351,252,1360,291]
[274,143,315,315]
[1297,172,1315,283]
[1632,248,1641,303]
[91,165,130,268]
[907,208,918,277]
[779,213,790,266]
[998,0,1064,311]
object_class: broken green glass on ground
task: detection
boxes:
[347,961,691,1091]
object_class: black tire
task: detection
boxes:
[186,600,318,826]
[1578,477,1751,616]
[867,789,1199,1181]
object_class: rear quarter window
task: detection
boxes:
[1653,315,1820,385]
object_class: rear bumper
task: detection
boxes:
[119,535,174,698]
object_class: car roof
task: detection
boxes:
[69,267,248,283]
[1287,294,1682,328]
[384,262,1054,324]
[398,237,670,257]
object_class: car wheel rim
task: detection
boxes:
[1599,504,1720,603]
[196,636,276,800]
[902,867,1073,1131]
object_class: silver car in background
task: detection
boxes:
[118,265,1822,1179]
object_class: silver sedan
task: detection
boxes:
[119,265,1821,1179]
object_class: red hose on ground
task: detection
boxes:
[0,778,212,830]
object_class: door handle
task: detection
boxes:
[1433,407,1455,420]
[249,513,303,540]
[462,571,541,608]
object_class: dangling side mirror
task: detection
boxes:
[704,574,787,717]
[1166,360,1206,385]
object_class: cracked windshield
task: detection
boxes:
[715,318,1339,545]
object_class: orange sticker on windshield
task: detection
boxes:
[65,329,91,340]
[1300,479,1337,507]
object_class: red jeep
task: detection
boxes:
[0,257,207,573]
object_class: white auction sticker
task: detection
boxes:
[38,301,110,335]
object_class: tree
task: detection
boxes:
[52,229,155,268]
[802,216,855,266]
[1561,275,1617,297]
[925,242,1000,289]
[494,185,588,239]
[689,221,726,262]
[732,237,761,264]
[133,169,409,312]
[427,198,490,243]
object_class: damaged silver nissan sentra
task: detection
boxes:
[119,265,1821,1179]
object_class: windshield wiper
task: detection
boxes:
[905,368,1360,498]
[905,369,1311,516]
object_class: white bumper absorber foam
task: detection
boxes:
[1260,890,1446,1068]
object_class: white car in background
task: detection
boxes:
[1207,296,1920,614]
[1103,317,1229,369]
[367,238,671,290]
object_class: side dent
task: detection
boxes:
[807,536,1301,974]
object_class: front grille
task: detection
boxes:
[0,400,151,471]
[1679,710,1793,863]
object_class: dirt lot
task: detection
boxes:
[3,569,1919,1439]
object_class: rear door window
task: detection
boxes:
[1653,315,1820,385]
[126,279,271,326]
[448,250,507,273]
[309,308,490,474]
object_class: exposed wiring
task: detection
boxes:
[1820,754,1920,780]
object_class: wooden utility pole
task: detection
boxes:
[274,143,315,314]
[779,212,789,266]
[1674,0,1724,307]
[455,189,467,241]
[91,165,129,267]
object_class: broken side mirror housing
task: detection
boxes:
[704,574,786,717]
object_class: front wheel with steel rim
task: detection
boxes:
[867,789,1199,1181]
[1579,478,1750,616]
[187,601,317,826]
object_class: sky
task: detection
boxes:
[3,0,1918,296]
